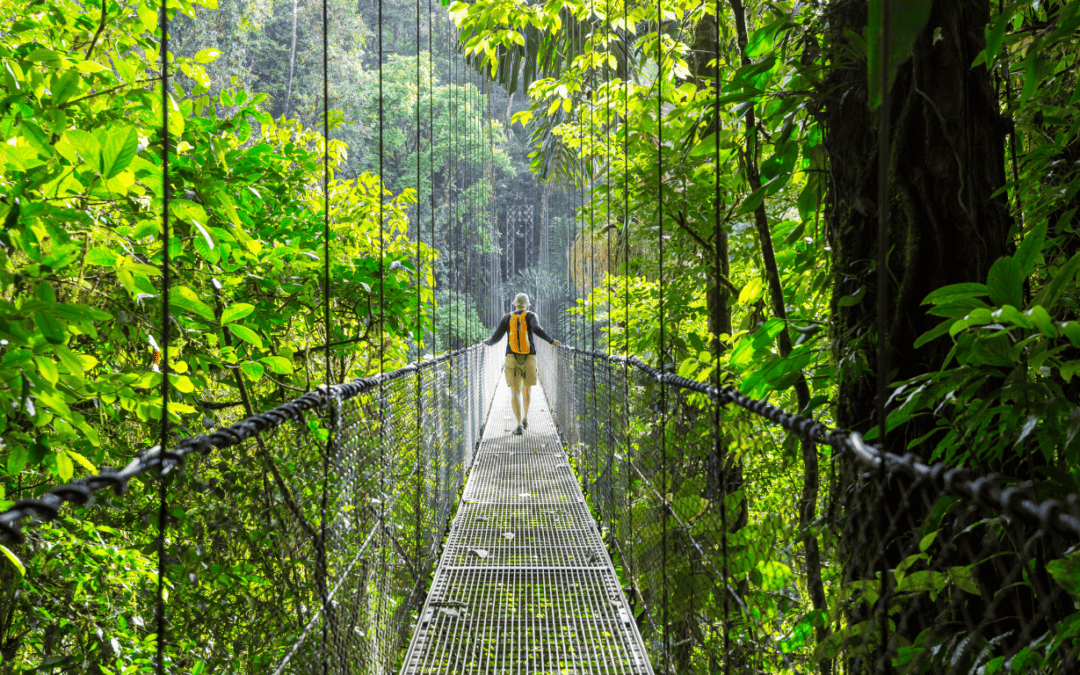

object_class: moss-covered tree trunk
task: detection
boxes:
[823,0,1013,454]
[824,0,1010,434]
[820,0,1011,667]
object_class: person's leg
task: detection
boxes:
[509,380,522,425]
[504,354,522,428]
[521,354,537,428]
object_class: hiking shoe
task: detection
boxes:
[522,418,528,430]
[513,426,523,436]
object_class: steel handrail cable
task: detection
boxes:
[0,344,487,544]
[553,344,1080,542]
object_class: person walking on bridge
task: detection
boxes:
[484,293,560,436]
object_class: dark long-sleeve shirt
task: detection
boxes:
[484,311,555,355]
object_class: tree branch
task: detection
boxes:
[84,0,108,59]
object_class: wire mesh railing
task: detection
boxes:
[0,343,502,673]
[536,341,1080,675]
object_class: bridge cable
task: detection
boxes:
[656,0,670,665]
[713,0,731,668]
[319,0,331,668]
[429,0,435,358]
[468,63,473,345]
[622,0,633,605]
[415,0,423,575]
[378,0,389,655]
[604,0,613,545]
[449,15,456,352]
[155,0,171,669]
[875,0,893,670]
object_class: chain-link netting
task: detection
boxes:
[0,343,503,673]
[536,341,1080,675]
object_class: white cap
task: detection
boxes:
[513,293,530,309]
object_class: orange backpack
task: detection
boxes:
[508,312,531,355]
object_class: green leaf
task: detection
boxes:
[1019,42,1048,105]
[239,361,265,380]
[737,278,764,306]
[918,530,937,552]
[992,305,1031,329]
[1015,414,1038,447]
[1036,251,1080,310]
[1015,222,1046,276]
[838,284,866,307]
[54,448,73,481]
[797,173,822,222]
[1063,322,1080,348]
[85,247,119,266]
[35,356,59,384]
[926,296,990,318]
[260,356,294,374]
[736,182,770,215]
[760,144,798,190]
[0,544,25,576]
[922,283,990,306]
[783,221,806,246]
[1025,306,1058,338]
[54,344,85,376]
[7,444,28,474]
[947,567,981,595]
[215,192,243,226]
[1047,552,1080,598]
[194,48,222,64]
[751,560,792,591]
[986,257,1023,308]
[167,93,185,136]
[974,12,1008,68]
[169,286,216,321]
[26,48,63,63]
[191,219,215,252]
[867,0,933,110]
[221,303,254,325]
[34,311,66,344]
[170,374,195,393]
[896,569,948,594]
[67,450,97,473]
[229,324,264,348]
[50,70,81,105]
[101,126,139,179]
[52,303,113,323]
[65,129,101,167]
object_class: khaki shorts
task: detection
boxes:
[505,354,537,387]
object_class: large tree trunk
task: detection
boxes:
[823,0,1010,441]
[821,0,1011,669]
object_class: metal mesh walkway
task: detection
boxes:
[400,379,654,675]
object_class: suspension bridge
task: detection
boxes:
[2,335,1079,673]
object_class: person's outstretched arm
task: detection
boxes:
[529,314,559,345]
[483,315,509,346]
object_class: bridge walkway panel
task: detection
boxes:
[400,379,653,675]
